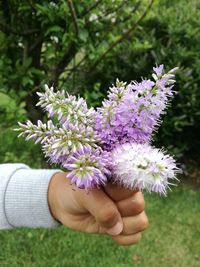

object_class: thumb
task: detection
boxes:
[81,188,123,236]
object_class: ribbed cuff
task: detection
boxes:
[5,169,61,228]
[0,164,29,229]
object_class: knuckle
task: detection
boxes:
[139,213,149,231]
[134,193,145,211]
[97,203,118,224]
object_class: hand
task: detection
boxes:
[104,183,149,245]
[48,172,149,246]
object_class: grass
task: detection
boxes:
[0,184,199,267]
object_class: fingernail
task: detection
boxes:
[106,222,123,236]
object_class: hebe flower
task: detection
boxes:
[16,85,110,190]
[95,66,178,151]
[36,85,96,127]
[17,119,100,165]
[111,143,179,195]
[64,145,111,189]
[16,65,179,194]
[94,80,130,150]
[16,85,101,167]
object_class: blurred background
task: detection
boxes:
[0,1,199,267]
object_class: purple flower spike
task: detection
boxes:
[64,145,111,189]
[95,65,178,151]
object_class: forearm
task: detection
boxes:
[0,163,60,229]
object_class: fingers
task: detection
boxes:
[112,233,142,246]
[104,183,138,202]
[112,212,149,246]
[79,188,123,236]
[116,191,145,217]
[121,211,149,235]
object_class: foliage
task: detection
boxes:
[0,0,199,164]
[0,92,42,166]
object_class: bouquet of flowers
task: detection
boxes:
[17,65,180,195]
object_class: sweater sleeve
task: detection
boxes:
[0,163,60,229]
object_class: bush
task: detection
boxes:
[0,0,199,163]
[0,92,42,166]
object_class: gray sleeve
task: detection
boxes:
[0,163,60,229]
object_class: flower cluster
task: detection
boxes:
[17,86,102,170]
[16,65,180,194]
[111,143,179,195]
[64,145,111,189]
[36,85,96,127]
[95,65,178,150]
[17,118,100,165]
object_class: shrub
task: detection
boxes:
[0,0,199,163]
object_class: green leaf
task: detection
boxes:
[46,26,63,36]
[0,93,11,107]
[79,29,89,43]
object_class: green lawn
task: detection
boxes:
[0,184,199,267]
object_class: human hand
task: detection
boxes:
[48,172,149,246]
